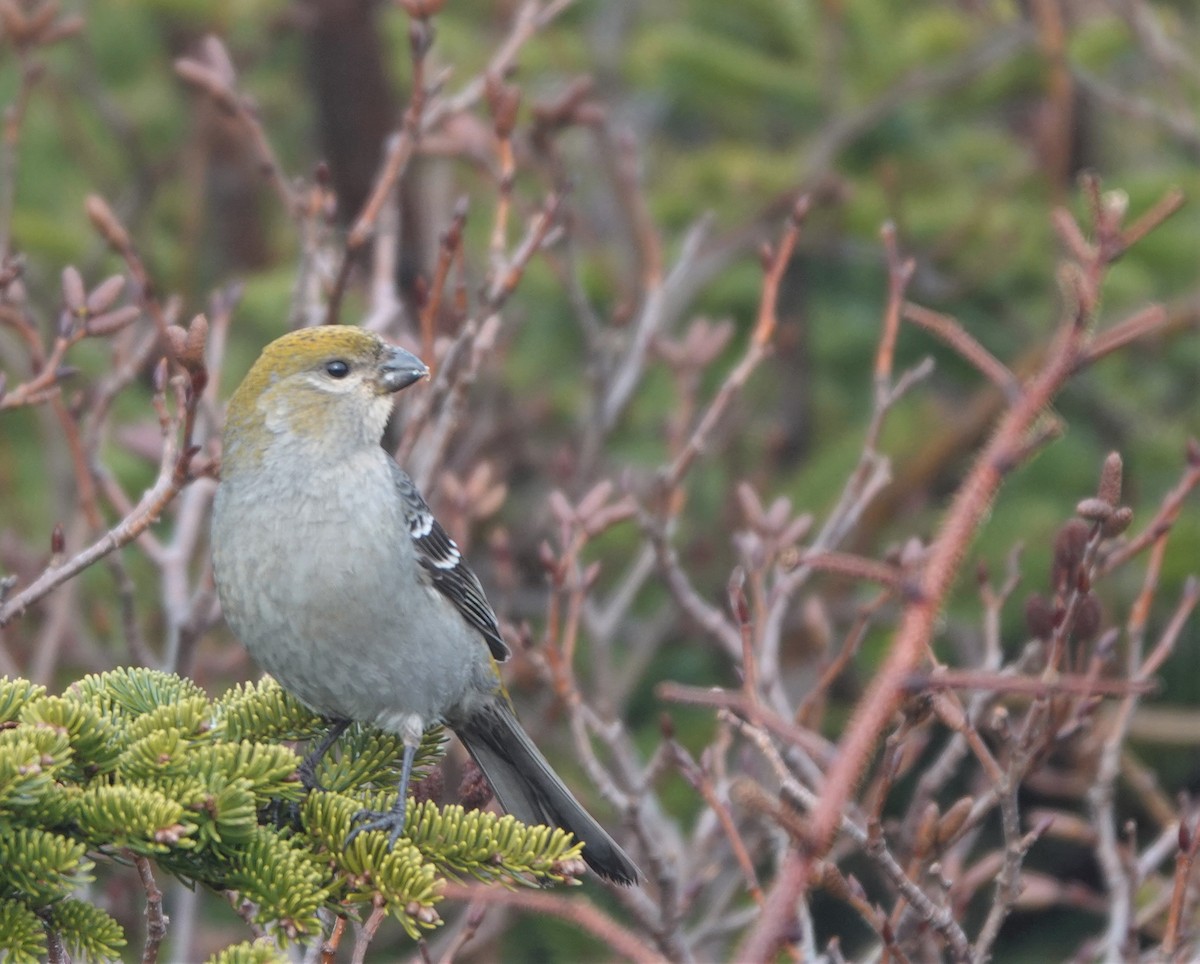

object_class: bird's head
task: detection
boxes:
[222,327,428,474]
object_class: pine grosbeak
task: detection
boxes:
[211,326,639,884]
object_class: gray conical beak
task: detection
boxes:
[377,345,429,393]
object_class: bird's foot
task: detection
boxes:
[345,802,409,850]
[344,741,416,850]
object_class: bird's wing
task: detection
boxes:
[393,466,511,663]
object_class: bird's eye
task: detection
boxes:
[324,360,351,379]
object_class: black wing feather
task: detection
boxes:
[395,469,510,662]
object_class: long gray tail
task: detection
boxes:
[455,699,641,885]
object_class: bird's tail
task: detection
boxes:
[455,699,641,885]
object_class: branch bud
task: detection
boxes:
[936,796,974,847]
[1102,506,1133,538]
[1075,498,1112,523]
[914,801,939,857]
[485,74,521,139]
[1072,594,1102,643]
[85,194,131,253]
[61,266,85,313]
[86,275,126,315]
[1098,451,1123,506]
[1052,520,1090,590]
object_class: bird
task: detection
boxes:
[211,326,640,885]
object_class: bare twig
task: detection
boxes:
[440,883,664,964]
[664,197,807,489]
[174,37,299,217]
[1,355,208,629]
[902,302,1020,399]
[350,903,387,964]
[1163,814,1200,958]
[327,14,435,325]
[320,915,346,964]
[131,853,167,964]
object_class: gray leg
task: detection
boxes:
[297,718,351,791]
[344,742,417,849]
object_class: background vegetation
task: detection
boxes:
[0,0,1197,960]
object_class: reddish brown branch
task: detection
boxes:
[1163,814,1200,958]
[735,850,808,963]
[805,317,1089,857]
[0,350,208,628]
[174,39,298,217]
[351,903,387,964]
[908,669,1157,699]
[875,221,914,396]
[440,883,664,964]
[321,916,346,964]
[656,681,835,764]
[903,302,1020,397]
[798,550,909,593]
[664,197,806,490]
[667,739,763,904]
[1117,186,1186,252]
[420,197,468,364]
[85,194,169,336]
[1100,459,1200,576]
[131,853,167,964]
[1080,304,1170,368]
[327,15,434,325]
[485,191,563,309]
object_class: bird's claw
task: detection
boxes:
[344,806,408,849]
